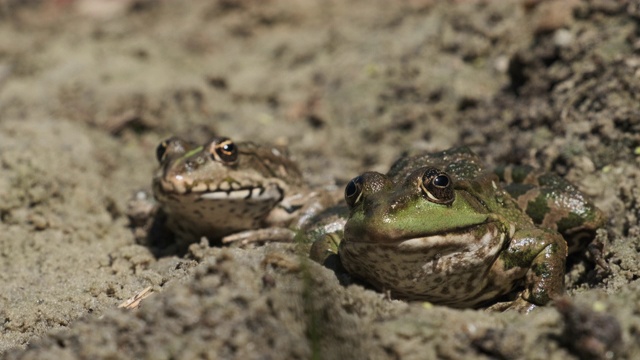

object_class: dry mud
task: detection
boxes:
[0,0,639,359]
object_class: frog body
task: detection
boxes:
[152,136,313,245]
[319,147,605,311]
[495,165,605,253]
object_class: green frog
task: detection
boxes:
[151,136,327,246]
[311,147,605,312]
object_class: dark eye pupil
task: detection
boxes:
[433,175,449,187]
[222,143,235,153]
[345,177,361,198]
[211,137,238,163]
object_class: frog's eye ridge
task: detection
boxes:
[345,176,364,207]
[420,169,454,205]
[210,137,239,164]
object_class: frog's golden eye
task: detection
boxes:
[345,175,364,207]
[210,137,238,164]
[420,169,454,205]
[156,136,187,163]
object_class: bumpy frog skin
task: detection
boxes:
[319,147,605,311]
[153,136,308,244]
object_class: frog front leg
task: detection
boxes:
[222,189,341,245]
[498,227,568,312]
[495,165,606,255]
[309,232,342,264]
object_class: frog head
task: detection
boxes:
[152,136,303,242]
[343,167,491,244]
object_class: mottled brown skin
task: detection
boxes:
[153,136,309,245]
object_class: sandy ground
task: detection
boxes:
[0,0,639,358]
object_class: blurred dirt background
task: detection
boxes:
[0,0,639,358]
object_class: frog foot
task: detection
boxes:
[587,229,611,273]
[485,297,537,313]
[221,227,296,245]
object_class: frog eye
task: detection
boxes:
[420,169,454,205]
[210,137,238,164]
[156,136,187,163]
[345,176,364,207]
[433,174,450,187]
[156,141,169,162]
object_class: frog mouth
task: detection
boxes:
[199,184,283,201]
[344,225,504,256]
[345,221,495,245]
[156,178,284,202]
